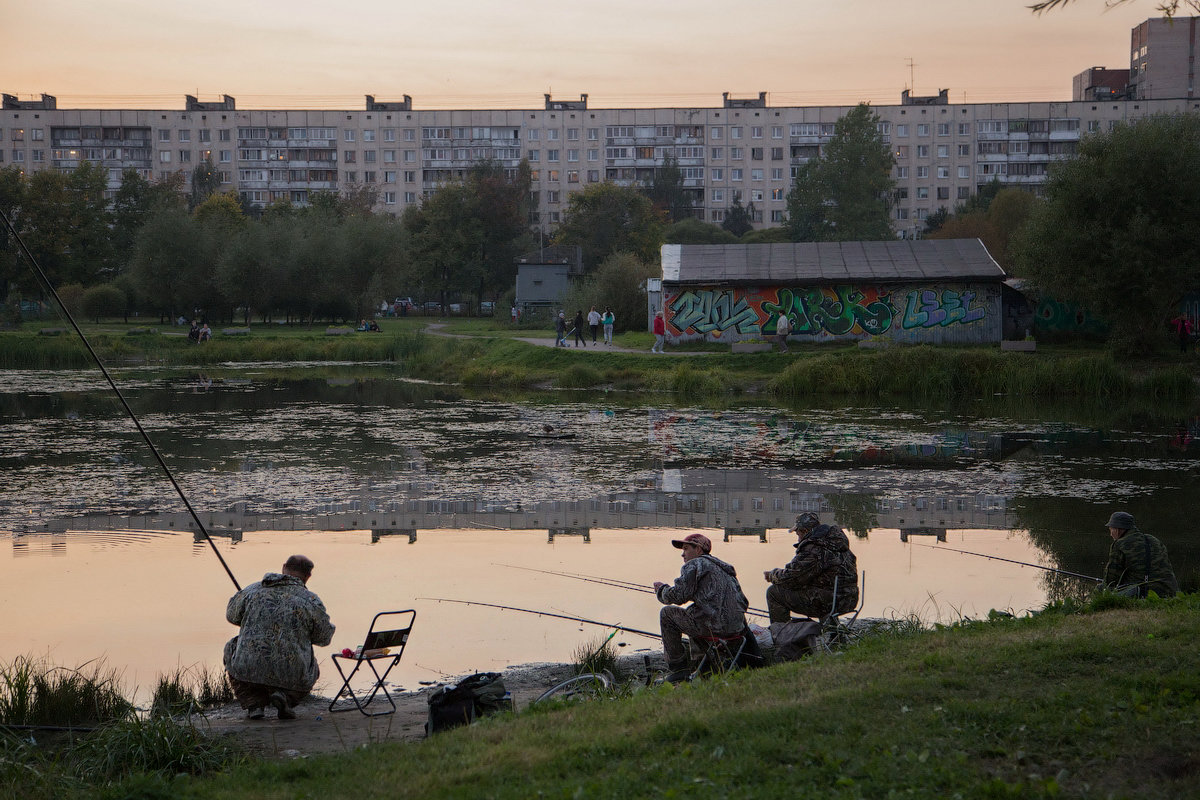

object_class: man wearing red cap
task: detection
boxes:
[653,533,750,683]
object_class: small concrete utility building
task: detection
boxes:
[660,239,1006,345]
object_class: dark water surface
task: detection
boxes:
[2,365,1197,699]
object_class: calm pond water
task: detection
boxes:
[2,364,1197,700]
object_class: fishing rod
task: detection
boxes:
[496,562,772,619]
[416,596,662,640]
[0,207,240,591]
[908,542,1100,582]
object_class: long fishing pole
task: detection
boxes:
[497,563,771,619]
[0,207,240,591]
[416,596,662,640]
[908,542,1100,582]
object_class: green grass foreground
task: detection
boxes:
[162,595,1198,800]
[2,319,1197,400]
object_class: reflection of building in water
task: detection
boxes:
[36,469,1013,542]
[10,534,67,557]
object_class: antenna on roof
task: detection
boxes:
[906,58,917,94]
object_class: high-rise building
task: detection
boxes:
[1129,16,1199,99]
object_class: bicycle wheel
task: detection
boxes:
[530,671,613,705]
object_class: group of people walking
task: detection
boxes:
[556,306,615,347]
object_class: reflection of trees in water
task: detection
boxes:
[1040,570,1096,607]
[827,492,879,539]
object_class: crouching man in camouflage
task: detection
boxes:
[653,533,751,683]
[1103,511,1179,598]
[224,554,335,720]
[764,513,859,623]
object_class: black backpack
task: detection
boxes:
[425,672,510,736]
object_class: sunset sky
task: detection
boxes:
[1,0,1165,110]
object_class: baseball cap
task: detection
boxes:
[671,533,712,553]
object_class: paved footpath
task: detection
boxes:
[425,323,706,356]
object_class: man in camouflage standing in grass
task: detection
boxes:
[224,554,335,720]
[1102,511,1179,598]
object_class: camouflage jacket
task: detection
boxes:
[656,554,749,635]
[224,573,335,692]
[1104,528,1179,598]
[768,524,859,607]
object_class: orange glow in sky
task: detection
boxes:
[1,0,1163,109]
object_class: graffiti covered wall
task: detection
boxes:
[664,283,1002,344]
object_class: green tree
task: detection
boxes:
[664,217,738,244]
[643,154,692,223]
[80,283,128,322]
[402,182,483,311]
[1014,113,1200,355]
[554,183,664,270]
[786,103,895,242]
[722,198,754,237]
[468,160,533,303]
[189,156,220,210]
[926,187,1033,272]
[112,169,186,275]
[129,209,213,322]
[0,166,28,298]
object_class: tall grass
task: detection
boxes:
[0,656,133,727]
[149,666,234,718]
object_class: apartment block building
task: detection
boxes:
[2,20,1198,239]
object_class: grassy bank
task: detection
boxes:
[2,321,1197,401]
[35,592,1188,800]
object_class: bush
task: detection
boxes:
[557,363,603,388]
[80,284,128,322]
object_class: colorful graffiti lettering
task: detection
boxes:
[668,289,760,335]
[1033,298,1107,334]
[900,289,986,329]
[667,284,993,340]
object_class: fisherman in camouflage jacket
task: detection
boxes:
[764,513,859,623]
[224,554,335,719]
[654,533,750,682]
[1103,511,1179,598]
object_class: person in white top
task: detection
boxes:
[774,313,791,353]
[587,306,602,345]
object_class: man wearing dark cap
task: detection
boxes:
[1103,512,1179,598]
[764,512,859,623]
[224,554,336,720]
[653,533,750,683]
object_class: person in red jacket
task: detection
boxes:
[651,311,666,353]
[1171,315,1193,354]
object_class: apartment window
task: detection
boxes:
[937,166,949,179]
[731,168,742,181]
[405,129,416,141]
[199,129,211,143]
[219,150,231,162]
[916,166,929,178]
[384,170,396,182]
[587,148,598,160]
[731,126,742,139]
[364,171,377,183]
[177,130,190,143]
[771,168,784,180]
[751,126,763,138]
[710,127,723,140]
[958,165,970,179]
[751,147,763,160]
[528,150,539,161]
[711,168,724,181]
[344,171,357,182]
[567,128,579,140]
[896,166,909,178]
[547,149,559,162]
[916,208,928,220]
[528,129,540,140]
[587,128,599,140]
[771,126,783,138]
[895,124,908,137]
[404,150,415,162]
[159,151,171,163]
[548,170,559,181]
[712,188,724,202]
[957,186,971,199]
[751,189,764,202]
[731,147,743,159]
[771,209,784,222]
[895,145,909,159]
[587,169,600,182]
[363,130,375,142]
[895,207,909,220]
[916,145,930,158]
[219,129,231,141]
[568,170,579,183]
[937,123,950,136]
[771,147,784,160]
[937,186,950,200]
[383,191,396,204]
[31,149,43,162]
[711,209,725,222]
[384,150,396,163]
[751,168,764,180]
[344,130,356,142]
[917,124,929,136]
[404,191,416,202]
[771,187,784,200]
[895,187,909,200]
[548,129,559,140]
[384,128,396,141]
[711,147,723,159]
[157,130,171,142]
[916,186,929,199]
[404,170,415,182]
[937,145,949,158]
[343,150,356,163]
[958,122,971,135]
[547,190,560,203]
[958,143,971,157]
[179,150,191,163]
[1087,120,1100,133]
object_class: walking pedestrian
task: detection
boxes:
[651,311,666,353]
[554,311,567,347]
[573,310,588,347]
[602,307,615,346]
[774,312,791,353]
[588,306,602,344]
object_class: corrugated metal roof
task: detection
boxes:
[660,239,1005,284]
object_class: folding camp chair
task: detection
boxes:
[690,630,748,680]
[328,609,416,717]
[820,571,866,651]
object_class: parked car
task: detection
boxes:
[423,301,442,314]
[480,301,495,316]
